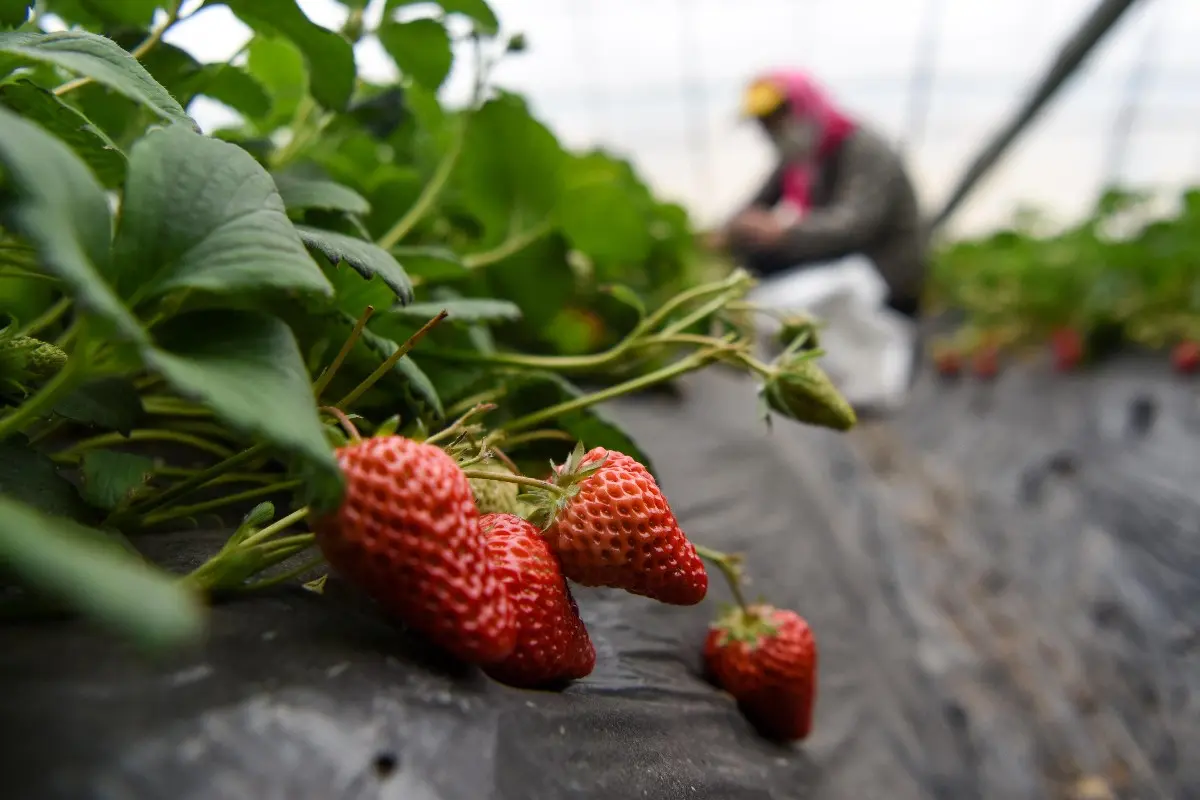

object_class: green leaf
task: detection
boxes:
[274,174,370,216]
[112,124,333,304]
[0,0,31,30]
[244,34,306,128]
[77,0,159,27]
[0,437,94,520]
[0,79,126,187]
[141,309,342,508]
[560,152,653,264]
[222,0,356,111]
[52,376,145,435]
[0,31,195,128]
[191,63,272,120]
[386,0,499,36]
[295,225,412,304]
[456,94,564,240]
[0,494,206,652]
[0,106,145,344]
[378,18,453,90]
[78,449,155,511]
[383,297,521,325]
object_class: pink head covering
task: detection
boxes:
[760,70,857,213]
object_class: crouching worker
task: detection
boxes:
[710,69,928,414]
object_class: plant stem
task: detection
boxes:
[259,533,315,553]
[693,543,749,610]
[241,507,310,548]
[236,556,325,592]
[154,466,282,486]
[130,443,268,514]
[312,305,374,399]
[334,310,447,410]
[376,117,468,250]
[0,335,85,440]
[140,480,303,527]
[54,0,184,95]
[142,397,214,417]
[460,469,567,495]
[321,406,362,443]
[499,346,727,434]
[461,217,556,271]
[53,429,234,462]
[489,429,576,449]
[20,297,71,339]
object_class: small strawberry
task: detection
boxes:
[932,347,962,379]
[1172,340,1200,374]
[528,444,708,606]
[1050,327,1084,372]
[313,435,517,664]
[479,513,596,688]
[704,604,817,741]
[971,343,1000,380]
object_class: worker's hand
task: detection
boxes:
[729,209,787,249]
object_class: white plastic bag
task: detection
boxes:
[746,255,916,412]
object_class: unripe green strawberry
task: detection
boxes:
[25,338,67,379]
[0,335,66,380]
[469,461,523,516]
[760,354,856,431]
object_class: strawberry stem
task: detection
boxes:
[138,479,303,527]
[128,443,268,515]
[320,406,362,443]
[240,507,310,548]
[424,402,497,446]
[313,304,374,400]
[694,543,749,611]
[459,469,568,496]
[334,309,448,411]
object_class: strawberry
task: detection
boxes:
[313,435,517,664]
[529,444,708,606]
[971,343,1000,380]
[479,513,596,688]
[1050,327,1084,372]
[704,604,817,741]
[932,347,962,379]
[1172,340,1200,374]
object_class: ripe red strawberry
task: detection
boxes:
[479,513,596,689]
[1172,340,1200,374]
[313,435,516,664]
[971,343,1000,380]
[531,444,707,606]
[932,347,962,379]
[704,604,817,741]
[1050,327,1084,372]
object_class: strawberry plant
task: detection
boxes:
[0,0,852,738]
[926,186,1200,378]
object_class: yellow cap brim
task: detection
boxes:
[741,80,786,119]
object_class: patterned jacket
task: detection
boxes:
[733,125,928,312]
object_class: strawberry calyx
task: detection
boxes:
[520,442,609,530]
[710,603,782,650]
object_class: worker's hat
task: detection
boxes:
[740,76,787,119]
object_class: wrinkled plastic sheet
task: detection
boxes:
[2,354,1198,799]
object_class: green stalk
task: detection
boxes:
[460,217,556,271]
[313,304,373,400]
[139,480,303,527]
[240,507,311,548]
[460,469,568,494]
[376,116,468,250]
[334,310,447,410]
[693,543,749,610]
[53,429,234,462]
[129,443,268,514]
[498,346,726,434]
[236,556,325,593]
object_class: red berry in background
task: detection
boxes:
[479,513,596,689]
[313,436,517,665]
[1050,327,1085,372]
[704,605,817,742]
[971,343,1000,380]
[1172,341,1200,374]
[537,445,708,606]
[933,348,962,379]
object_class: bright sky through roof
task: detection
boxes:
[153,0,1200,237]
